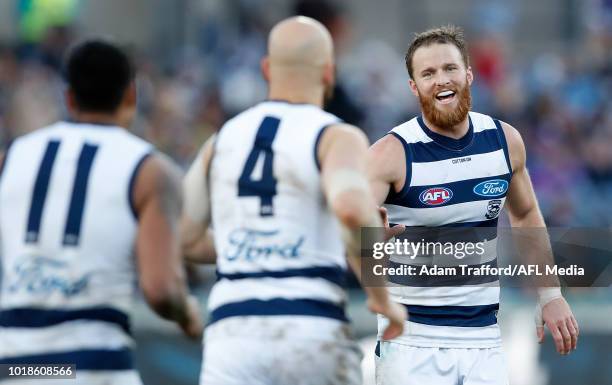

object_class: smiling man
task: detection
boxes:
[368,25,579,385]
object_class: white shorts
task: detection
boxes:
[375,342,509,385]
[200,337,363,385]
[0,370,143,385]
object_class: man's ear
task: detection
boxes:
[261,57,270,82]
[65,88,77,114]
[124,81,137,108]
[322,62,335,88]
[466,66,474,86]
[409,79,419,98]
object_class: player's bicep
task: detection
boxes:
[133,155,185,295]
[501,121,540,222]
[505,167,538,221]
[368,134,406,206]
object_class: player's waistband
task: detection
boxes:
[208,297,348,325]
[0,306,131,334]
[0,348,133,371]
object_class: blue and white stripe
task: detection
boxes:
[381,111,511,348]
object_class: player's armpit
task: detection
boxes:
[181,134,217,263]
[368,133,406,206]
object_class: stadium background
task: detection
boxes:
[0,0,610,384]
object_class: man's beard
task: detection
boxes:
[418,81,471,129]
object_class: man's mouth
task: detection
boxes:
[435,90,456,104]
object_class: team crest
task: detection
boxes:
[485,199,502,219]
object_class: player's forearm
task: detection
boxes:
[143,277,191,323]
[509,206,560,287]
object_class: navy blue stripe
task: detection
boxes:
[387,259,499,287]
[392,173,510,209]
[438,218,499,228]
[217,266,347,287]
[375,341,381,357]
[385,132,412,201]
[63,144,99,246]
[417,115,474,150]
[494,119,513,175]
[208,298,347,325]
[0,348,133,371]
[128,151,153,220]
[25,140,61,243]
[404,303,499,327]
[389,218,499,229]
[0,307,131,335]
[394,225,498,245]
[314,124,333,171]
[408,128,503,163]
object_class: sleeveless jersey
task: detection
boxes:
[0,121,152,369]
[207,100,350,341]
[380,112,513,348]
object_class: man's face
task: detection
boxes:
[409,43,473,129]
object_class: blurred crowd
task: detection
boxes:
[0,0,610,226]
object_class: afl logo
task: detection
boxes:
[473,179,509,197]
[419,187,453,206]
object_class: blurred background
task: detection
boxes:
[0,0,610,384]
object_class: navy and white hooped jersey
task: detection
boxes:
[381,111,513,348]
[207,100,350,341]
[0,121,152,369]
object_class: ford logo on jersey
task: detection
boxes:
[473,179,509,197]
[419,187,453,206]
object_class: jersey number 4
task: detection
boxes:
[25,140,99,246]
[238,116,280,216]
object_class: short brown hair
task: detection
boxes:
[405,25,469,79]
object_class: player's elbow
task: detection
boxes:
[332,192,371,230]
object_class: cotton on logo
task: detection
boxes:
[419,187,453,206]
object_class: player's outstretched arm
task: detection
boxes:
[180,135,217,264]
[132,153,203,339]
[318,123,406,340]
[502,121,578,355]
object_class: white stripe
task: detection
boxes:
[388,286,499,306]
[0,320,134,358]
[469,111,497,133]
[411,149,510,186]
[386,199,506,226]
[208,277,346,310]
[378,315,502,348]
[391,120,432,144]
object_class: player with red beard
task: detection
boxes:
[368,26,579,385]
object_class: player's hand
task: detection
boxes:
[180,295,204,340]
[535,297,579,355]
[379,207,405,241]
[368,299,407,340]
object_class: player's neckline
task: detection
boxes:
[64,120,120,128]
[417,115,474,151]
[265,99,319,107]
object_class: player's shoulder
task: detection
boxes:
[321,122,368,147]
[387,116,429,144]
[10,122,62,145]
